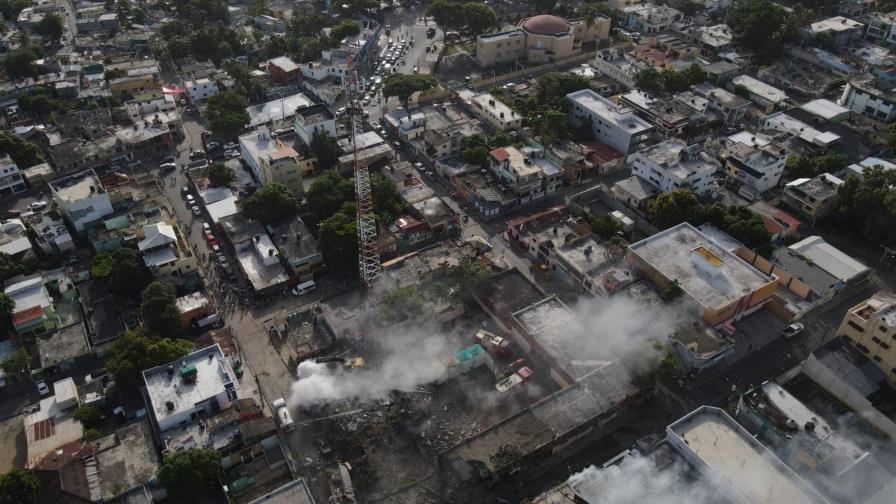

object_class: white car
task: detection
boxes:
[186,194,195,205]
[203,223,211,231]
[336,107,347,116]
[36,380,50,396]
[28,201,48,211]
[191,206,201,216]
[782,323,805,339]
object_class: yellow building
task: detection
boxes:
[239,127,305,197]
[109,74,160,94]
[837,293,896,382]
[627,223,779,326]
[475,14,610,67]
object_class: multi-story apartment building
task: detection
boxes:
[239,127,305,197]
[837,293,896,383]
[488,146,544,204]
[567,89,653,156]
[782,173,842,219]
[0,155,26,194]
[629,139,720,196]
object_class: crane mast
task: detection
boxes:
[346,60,382,289]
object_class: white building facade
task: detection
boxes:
[567,89,653,155]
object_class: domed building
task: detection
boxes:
[475,13,610,67]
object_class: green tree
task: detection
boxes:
[537,110,569,144]
[647,188,703,229]
[0,292,14,332]
[241,183,299,224]
[427,0,465,32]
[370,173,409,224]
[305,171,356,221]
[733,84,750,98]
[445,261,490,304]
[728,0,801,61]
[0,0,30,20]
[587,212,621,239]
[888,123,896,153]
[217,41,233,61]
[838,167,896,244]
[382,74,439,116]
[157,448,222,501]
[330,20,360,41]
[140,281,182,338]
[0,131,43,168]
[634,67,664,95]
[463,145,489,168]
[702,203,772,255]
[73,405,102,429]
[207,162,235,187]
[310,130,340,171]
[17,87,67,117]
[489,132,512,147]
[131,7,147,24]
[33,13,64,40]
[106,328,193,389]
[317,203,358,275]
[578,2,620,30]
[783,153,849,181]
[3,46,40,79]
[661,69,690,94]
[462,2,497,36]
[0,467,39,504]
[206,91,250,140]
[379,286,424,324]
[535,72,591,108]
[0,346,30,377]
[91,248,153,300]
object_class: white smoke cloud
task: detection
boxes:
[290,322,455,407]
[563,294,689,374]
[291,274,692,408]
[566,455,719,504]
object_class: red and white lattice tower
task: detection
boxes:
[346,58,381,289]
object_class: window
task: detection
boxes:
[872,336,882,344]
[847,320,865,332]
[873,355,882,362]
[856,343,870,353]
[881,341,891,350]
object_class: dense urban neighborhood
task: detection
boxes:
[1,0,896,502]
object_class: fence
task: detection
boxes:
[469,51,597,91]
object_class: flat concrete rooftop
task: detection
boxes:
[628,223,773,311]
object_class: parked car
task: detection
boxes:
[28,201,48,211]
[181,185,190,195]
[189,150,206,160]
[191,206,201,216]
[186,194,195,205]
[159,162,177,173]
[84,368,109,384]
[782,323,805,339]
[36,380,50,396]
[204,231,216,242]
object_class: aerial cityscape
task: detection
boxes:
[0,0,895,502]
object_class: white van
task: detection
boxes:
[291,280,316,297]
[195,312,221,329]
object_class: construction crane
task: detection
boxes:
[346,59,382,289]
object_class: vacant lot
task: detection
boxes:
[0,413,26,472]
